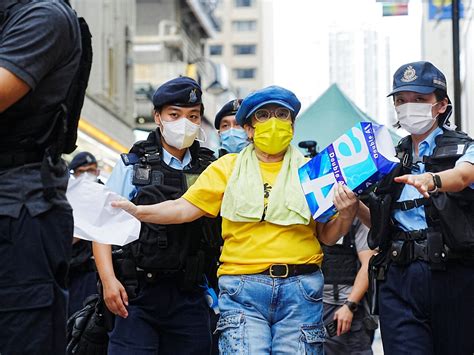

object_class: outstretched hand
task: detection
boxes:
[394,173,432,198]
[111,199,138,217]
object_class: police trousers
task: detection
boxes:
[0,206,73,354]
[379,260,474,355]
[108,277,211,355]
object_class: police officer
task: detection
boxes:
[214,99,248,157]
[358,61,474,355]
[0,0,81,353]
[68,152,101,316]
[93,77,219,354]
[322,219,376,355]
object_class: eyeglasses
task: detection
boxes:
[253,108,292,122]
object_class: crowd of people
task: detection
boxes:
[1,1,473,355]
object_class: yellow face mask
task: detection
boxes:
[253,118,293,155]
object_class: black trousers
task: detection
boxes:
[0,206,73,354]
[108,277,211,355]
[379,260,474,355]
[68,270,97,317]
[323,302,374,355]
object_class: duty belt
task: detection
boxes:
[259,263,320,278]
[0,151,44,169]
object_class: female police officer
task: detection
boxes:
[113,85,359,354]
[94,77,221,354]
[358,61,474,355]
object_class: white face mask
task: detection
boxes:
[76,172,98,182]
[395,102,438,135]
[160,117,202,149]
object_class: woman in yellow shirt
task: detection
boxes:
[113,85,359,354]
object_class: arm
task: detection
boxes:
[357,201,371,228]
[394,161,474,198]
[333,249,376,336]
[0,67,30,112]
[112,197,207,224]
[92,242,129,318]
[317,184,358,245]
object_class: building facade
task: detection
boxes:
[328,28,392,125]
[71,0,136,176]
[206,0,273,98]
[134,0,234,151]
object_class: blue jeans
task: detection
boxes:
[216,271,325,354]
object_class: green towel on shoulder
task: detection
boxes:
[221,144,311,225]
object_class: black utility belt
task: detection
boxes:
[389,229,467,266]
[259,263,320,278]
[0,151,44,169]
[389,238,430,265]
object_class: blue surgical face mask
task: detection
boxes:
[220,128,249,153]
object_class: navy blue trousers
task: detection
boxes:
[379,260,474,355]
[68,270,97,316]
[108,278,211,355]
[0,206,73,354]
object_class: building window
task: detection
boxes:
[234,68,256,79]
[233,44,256,55]
[232,20,256,32]
[209,45,223,56]
[235,0,253,7]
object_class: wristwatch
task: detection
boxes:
[427,173,442,194]
[343,300,358,313]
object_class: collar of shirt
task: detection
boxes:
[162,147,192,170]
[414,127,443,162]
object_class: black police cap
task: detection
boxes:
[152,76,203,110]
[214,99,243,129]
[69,151,97,171]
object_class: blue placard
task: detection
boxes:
[429,0,464,20]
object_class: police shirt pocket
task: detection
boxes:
[0,282,54,312]
[297,271,323,302]
[215,311,248,354]
[300,323,325,355]
[218,275,244,297]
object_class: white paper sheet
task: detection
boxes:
[66,177,141,246]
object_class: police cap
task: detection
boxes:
[69,152,97,171]
[388,61,448,96]
[235,85,301,126]
[152,76,203,110]
[214,99,243,129]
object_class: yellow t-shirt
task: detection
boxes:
[183,153,323,277]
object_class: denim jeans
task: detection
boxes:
[216,271,325,354]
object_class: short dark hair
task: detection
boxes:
[433,88,452,127]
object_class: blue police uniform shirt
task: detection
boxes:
[106,147,192,200]
[393,127,474,232]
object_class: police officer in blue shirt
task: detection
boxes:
[0,0,81,353]
[94,77,220,354]
[214,99,249,157]
[358,61,474,355]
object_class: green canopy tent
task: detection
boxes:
[293,83,402,155]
